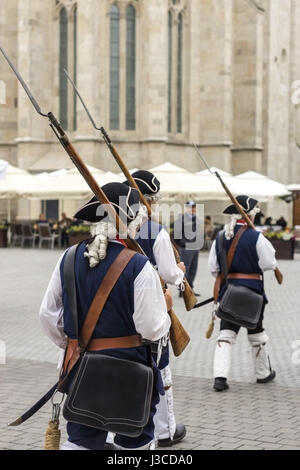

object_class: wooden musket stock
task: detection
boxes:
[101,127,197,311]
[48,115,190,357]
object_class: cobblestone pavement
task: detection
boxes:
[1,247,300,450]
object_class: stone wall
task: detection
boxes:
[0,0,299,225]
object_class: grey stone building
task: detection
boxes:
[0,0,300,222]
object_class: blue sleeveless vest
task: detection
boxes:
[135,220,163,265]
[60,241,164,449]
[60,241,150,364]
[216,226,267,302]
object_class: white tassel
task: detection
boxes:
[224,214,240,240]
[84,206,146,268]
[224,207,260,240]
[84,222,116,268]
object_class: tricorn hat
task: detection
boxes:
[186,200,196,207]
[74,182,140,223]
[223,195,258,215]
[123,170,160,195]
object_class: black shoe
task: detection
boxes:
[213,377,229,392]
[157,424,186,447]
[194,292,201,297]
[256,370,276,384]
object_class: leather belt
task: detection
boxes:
[87,334,142,351]
[227,273,261,280]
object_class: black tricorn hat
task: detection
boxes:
[74,182,140,223]
[223,195,258,214]
[123,170,160,195]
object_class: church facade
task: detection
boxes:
[0,0,300,222]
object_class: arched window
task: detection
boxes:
[59,6,68,129]
[73,5,77,130]
[168,2,186,135]
[110,4,120,130]
[168,11,172,133]
[177,12,182,133]
[126,5,136,130]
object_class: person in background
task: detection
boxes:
[254,211,265,226]
[204,216,214,240]
[208,195,277,392]
[58,212,73,247]
[265,216,272,226]
[33,213,48,232]
[276,216,287,230]
[173,201,202,296]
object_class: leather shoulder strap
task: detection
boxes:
[226,225,248,273]
[213,225,248,302]
[63,243,80,339]
[80,248,137,351]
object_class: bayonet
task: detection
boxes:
[194,143,283,285]
[0,45,48,117]
[66,70,197,311]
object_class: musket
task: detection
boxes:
[64,69,197,312]
[0,45,190,426]
[0,45,189,353]
[193,143,283,285]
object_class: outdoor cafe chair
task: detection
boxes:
[11,223,23,246]
[38,223,58,249]
[22,223,38,248]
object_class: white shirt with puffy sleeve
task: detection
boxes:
[39,243,171,352]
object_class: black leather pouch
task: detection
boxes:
[63,352,153,437]
[216,283,263,329]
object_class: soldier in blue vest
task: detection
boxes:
[123,170,187,447]
[208,195,277,392]
[39,182,172,450]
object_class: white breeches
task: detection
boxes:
[114,440,155,450]
[248,331,273,380]
[154,365,176,440]
[61,440,89,450]
[106,432,115,444]
[213,329,237,379]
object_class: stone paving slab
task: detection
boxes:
[1,247,300,450]
[1,358,300,450]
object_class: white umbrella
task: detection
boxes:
[287,184,300,191]
[0,160,8,180]
[149,162,202,195]
[231,171,291,201]
[0,161,36,223]
[22,166,122,199]
[0,161,35,199]
[147,162,232,200]
[196,167,232,178]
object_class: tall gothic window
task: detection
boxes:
[168,2,186,135]
[57,2,77,131]
[73,5,77,130]
[109,1,137,131]
[126,5,136,130]
[177,12,182,133]
[168,11,172,133]
[110,4,120,130]
[59,7,68,129]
